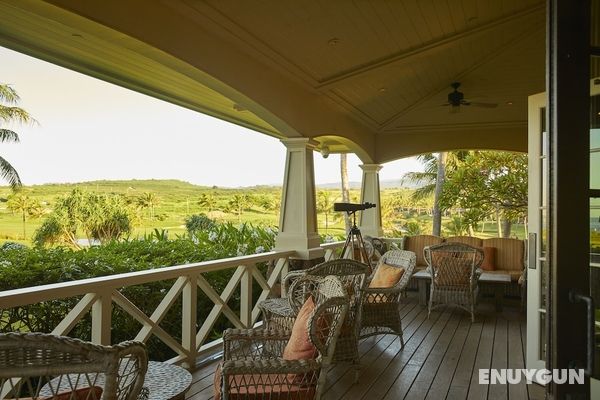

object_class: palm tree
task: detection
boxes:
[340,154,351,233]
[7,192,36,238]
[403,152,466,236]
[137,192,159,220]
[1,84,35,189]
[198,193,218,212]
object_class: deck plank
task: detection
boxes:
[445,317,484,400]
[361,307,453,400]
[508,318,528,400]
[326,300,428,399]
[488,317,508,400]
[402,310,463,400]
[466,314,496,400]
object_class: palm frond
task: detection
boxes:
[402,171,435,185]
[0,129,20,143]
[0,106,35,124]
[0,156,22,189]
[0,84,19,104]
[411,184,435,201]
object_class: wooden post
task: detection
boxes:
[240,265,253,328]
[182,274,198,369]
[91,291,112,345]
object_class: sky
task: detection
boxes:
[1,46,423,188]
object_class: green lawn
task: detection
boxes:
[0,179,526,246]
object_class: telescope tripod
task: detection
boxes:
[340,211,370,266]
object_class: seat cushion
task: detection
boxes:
[485,269,522,282]
[482,238,524,272]
[214,364,315,400]
[283,296,317,360]
[404,235,444,267]
[446,236,483,248]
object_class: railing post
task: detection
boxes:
[91,291,112,345]
[182,274,198,369]
[240,265,253,328]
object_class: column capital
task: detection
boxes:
[280,137,319,150]
[359,163,383,173]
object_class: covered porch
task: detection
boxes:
[0,0,597,399]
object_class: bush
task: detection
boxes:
[0,222,277,360]
[185,214,216,235]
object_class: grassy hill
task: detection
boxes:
[0,179,527,246]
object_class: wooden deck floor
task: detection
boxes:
[186,296,545,400]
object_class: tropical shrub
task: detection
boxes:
[33,188,136,248]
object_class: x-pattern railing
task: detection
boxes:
[0,242,346,367]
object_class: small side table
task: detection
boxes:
[479,272,511,311]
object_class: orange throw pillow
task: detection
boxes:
[480,247,496,271]
[369,263,405,289]
[282,296,318,360]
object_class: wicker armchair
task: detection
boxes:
[424,242,484,322]
[0,332,148,400]
[359,250,416,349]
[218,275,349,400]
[258,259,369,370]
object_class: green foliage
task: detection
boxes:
[438,151,528,230]
[185,214,216,236]
[0,222,277,360]
[403,220,423,236]
[33,188,135,248]
[445,216,468,236]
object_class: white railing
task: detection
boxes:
[0,242,346,367]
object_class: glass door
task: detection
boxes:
[527,92,548,373]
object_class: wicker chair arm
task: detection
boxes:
[223,328,291,342]
[221,358,321,375]
[361,285,403,295]
[281,270,306,294]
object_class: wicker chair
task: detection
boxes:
[217,275,349,400]
[424,242,484,322]
[0,332,148,400]
[258,259,369,372]
[359,250,416,349]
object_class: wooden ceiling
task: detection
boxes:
[0,0,547,163]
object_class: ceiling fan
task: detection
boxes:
[444,82,498,112]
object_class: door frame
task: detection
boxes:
[548,0,591,398]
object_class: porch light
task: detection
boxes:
[320,144,330,158]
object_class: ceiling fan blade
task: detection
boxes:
[469,101,498,108]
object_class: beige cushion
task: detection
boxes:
[482,238,524,273]
[446,236,483,248]
[484,269,522,282]
[404,235,444,267]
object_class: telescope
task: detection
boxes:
[334,202,376,213]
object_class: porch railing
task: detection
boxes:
[0,241,345,367]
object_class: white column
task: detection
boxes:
[359,164,383,237]
[275,138,324,259]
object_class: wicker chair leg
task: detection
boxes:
[400,334,405,349]
[353,363,361,383]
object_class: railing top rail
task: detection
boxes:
[320,241,345,249]
[0,250,295,308]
